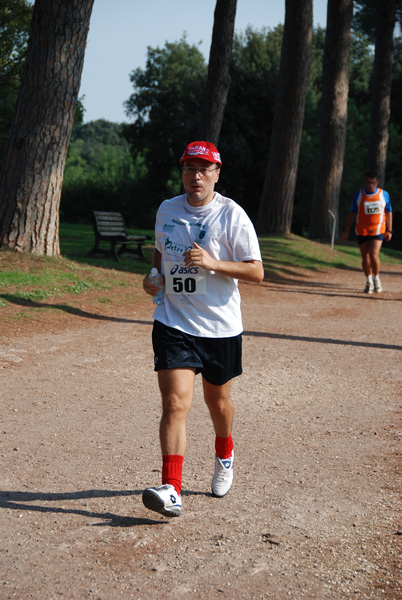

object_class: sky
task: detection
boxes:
[79,0,330,124]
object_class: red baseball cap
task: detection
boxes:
[180,141,222,166]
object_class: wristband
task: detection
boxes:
[387,230,393,234]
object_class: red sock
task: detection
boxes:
[215,434,234,459]
[162,455,183,495]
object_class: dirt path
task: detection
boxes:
[1,265,401,599]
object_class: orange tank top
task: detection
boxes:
[355,188,387,236]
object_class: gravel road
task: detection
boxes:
[1,265,401,599]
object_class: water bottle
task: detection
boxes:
[149,267,164,305]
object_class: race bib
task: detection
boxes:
[164,261,206,295]
[364,201,381,215]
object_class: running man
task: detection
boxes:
[341,171,393,293]
[142,141,264,517]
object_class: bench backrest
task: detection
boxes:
[92,211,127,236]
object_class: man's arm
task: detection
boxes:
[184,242,264,284]
[341,212,356,241]
[152,248,162,271]
[384,212,393,242]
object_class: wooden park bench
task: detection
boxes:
[88,210,152,262]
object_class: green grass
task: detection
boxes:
[259,233,401,277]
[0,224,400,319]
[59,222,154,274]
[0,222,156,326]
[59,222,401,274]
[0,261,111,302]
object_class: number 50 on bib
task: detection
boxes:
[164,261,207,295]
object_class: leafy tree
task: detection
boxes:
[119,23,401,245]
[197,0,237,144]
[218,25,284,218]
[353,0,378,40]
[353,0,402,41]
[257,0,313,234]
[308,26,326,101]
[73,96,86,127]
[0,0,94,256]
[123,26,285,222]
[348,30,373,103]
[309,0,354,240]
[124,36,207,207]
[0,0,33,163]
[61,120,148,225]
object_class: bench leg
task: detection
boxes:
[136,243,146,259]
[117,244,127,258]
[117,243,146,260]
[110,241,121,262]
[88,240,100,257]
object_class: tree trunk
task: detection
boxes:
[0,0,94,256]
[367,0,395,186]
[257,0,313,235]
[197,0,237,145]
[309,0,353,240]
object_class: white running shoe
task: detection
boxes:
[212,452,234,497]
[142,484,181,517]
[364,281,374,294]
[374,278,382,293]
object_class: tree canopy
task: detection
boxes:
[3,4,400,248]
[61,119,147,225]
[0,0,33,161]
[353,0,402,41]
[60,23,402,246]
[123,36,207,202]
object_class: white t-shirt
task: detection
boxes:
[153,192,262,337]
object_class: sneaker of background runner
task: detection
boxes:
[374,278,382,293]
[364,281,374,294]
[211,452,234,497]
[142,484,181,517]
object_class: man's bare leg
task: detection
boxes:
[142,368,195,517]
[158,368,195,456]
[202,378,234,438]
[367,239,383,277]
[203,378,235,497]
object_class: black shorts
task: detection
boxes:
[152,320,242,386]
[356,234,384,245]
